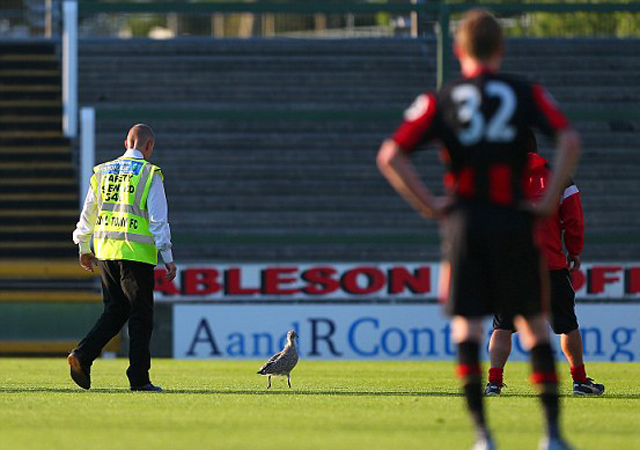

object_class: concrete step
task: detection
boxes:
[0,290,100,302]
[0,41,56,53]
[80,85,640,104]
[0,58,58,70]
[0,195,78,210]
[172,243,442,263]
[164,192,640,212]
[0,259,87,284]
[82,90,421,104]
[0,147,71,163]
[0,163,76,179]
[0,103,63,117]
[79,67,428,81]
[79,37,427,55]
[0,74,60,85]
[169,210,433,228]
[0,136,70,147]
[0,120,62,132]
[0,209,77,226]
[0,177,77,194]
[505,38,640,55]
[0,242,77,259]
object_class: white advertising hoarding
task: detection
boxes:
[156,262,640,302]
[174,304,640,362]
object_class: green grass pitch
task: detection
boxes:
[0,359,638,450]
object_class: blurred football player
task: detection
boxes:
[377,9,581,450]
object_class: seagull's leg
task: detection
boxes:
[267,376,271,389]
[287,374,291,388]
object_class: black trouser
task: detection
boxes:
[75,260,155,386]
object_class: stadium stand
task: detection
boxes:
[0,41,107,355]
[78,37,640,263]
[0,41,76,258]
[2,37,638,355]
[79,38,438,262]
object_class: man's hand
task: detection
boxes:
[164,261,177,281]
[79,253,97,272]
[522,198,558,219]
[567,254,581,272]
[377,139,442,221]
[429,196,454,221]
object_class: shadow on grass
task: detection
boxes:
[164,389,464,397]
[0,387,461,397]
[1,387,638,400]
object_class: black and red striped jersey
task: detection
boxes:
[392,70,570,208]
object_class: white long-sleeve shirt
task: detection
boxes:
[72,149,174,264]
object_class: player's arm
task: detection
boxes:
[377,93,447,220]
[528,84,582,217]
[377,140,445,220]
[559,183,584,271]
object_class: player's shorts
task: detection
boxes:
[492,268,579,334]
[441,203,545,319]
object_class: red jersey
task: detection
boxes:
[526,153,584,270]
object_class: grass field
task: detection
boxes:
[0,359,638,450]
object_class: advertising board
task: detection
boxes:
[174,304,640,361]
[157,262,640,302]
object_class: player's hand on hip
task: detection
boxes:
[79,253,97,272]
[521,200,555,218]
[429,196,453,221]
[567,254,581,272]
[165,262,177,281]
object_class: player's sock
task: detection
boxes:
[458,341,487,439]
[488,367,503,386]
[530,343,560,440]
[570,364,588,384]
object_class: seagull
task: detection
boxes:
[257,330,299,389]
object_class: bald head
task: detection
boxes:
[125,123,155,160]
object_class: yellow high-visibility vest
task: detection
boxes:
[91,157,162,265]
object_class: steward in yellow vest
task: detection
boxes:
[91,157,162,265]
[70,124,176,392]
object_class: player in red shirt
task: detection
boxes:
[377,9,581,450]
[485,129,605,396]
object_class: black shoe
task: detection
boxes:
[67,351,91,390]
[573,378,604,396]
[484,382,504,396]
[131,383,163,392]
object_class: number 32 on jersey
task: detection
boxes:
[452,81,516,145]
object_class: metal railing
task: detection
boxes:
[76,1,427,39]
[4,1,640,40]
[73,0,640,42]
